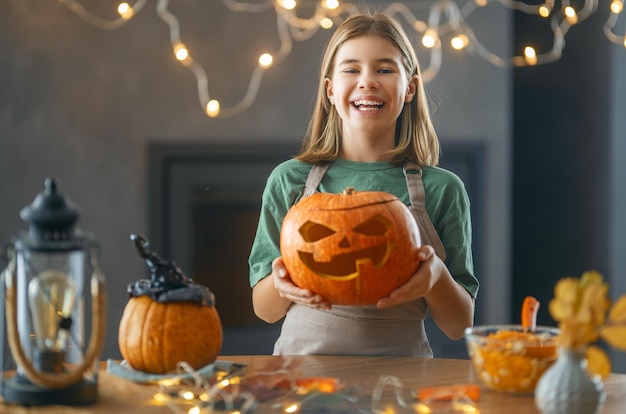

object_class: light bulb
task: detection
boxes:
[564,6,578,24]
[28,270,76,352]
[320,18,333,29]
[259,53,273,68]
[451,34,469,50]
[280,0,297,10]
[284,402,300,413]
[323,0,340,10]
[205,100,220,117]
[524,46,538,65]
[117,2,134,20]
[538,5,551,18]
[422,29,438,49]
[174,43,189,61]
[610,0,623,14]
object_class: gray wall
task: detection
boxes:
[610,41,626,371]
[3,1,509,359]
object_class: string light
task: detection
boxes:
[57,0,626,118]
[422,28,439,48]
[144,360,486,413]
[524,46,538,65]
[450,34,469,50]
[117,2,134,20]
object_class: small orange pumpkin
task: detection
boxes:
[280,187,421,305]
[118,295,222,374]
[118,234,223,374]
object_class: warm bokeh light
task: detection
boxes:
[284,402,300,413]
[206,100,220,117]
[259,53,274,68]
[451,34,469,50]
[610,0,624,14]
[538,5,551,18]
[421,29,438,48]
[475,0,488,7]
[565,6,578,23]
[524,46,538,65]
[323,0,340,10]
[320,17,333,29]
[181,390,195,400]
[280,0,297,11]
[117,3,134,20]
[173,43,189,61]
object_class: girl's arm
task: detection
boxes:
[252,257,332,323]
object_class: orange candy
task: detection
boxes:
[471,330,558,393]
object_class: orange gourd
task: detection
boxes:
[118,295,222,374]
[118,235,223,374]
[280,187,421,305]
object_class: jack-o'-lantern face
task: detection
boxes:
[280,187,421,305]
[297,213,392,280]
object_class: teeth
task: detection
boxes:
[352,100,384,111]
[353,100,383,107]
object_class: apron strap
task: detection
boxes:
[404,163,447,261]
[302,163,330,198]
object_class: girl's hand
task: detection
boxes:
[376,245,442,308]
[271,257,332,310]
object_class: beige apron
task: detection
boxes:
[273,163,446,356]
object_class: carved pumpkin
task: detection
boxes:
[280,187,421,305]
[118,295,222,374]
[118,234,223,374]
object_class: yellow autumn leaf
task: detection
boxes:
[586,345,612,379]
[554,277,579,305]
[580,282,610,325]
[580,270,605,289]
[600,324,626,351]
[549,298,573,322]
[608,295,626,323]
[550,271,626,372]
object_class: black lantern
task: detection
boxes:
[0,178,106,406]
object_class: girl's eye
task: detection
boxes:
[378,68,393,74]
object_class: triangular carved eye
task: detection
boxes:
[353,214,390,236]
[299,220,336,242]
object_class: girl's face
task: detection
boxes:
[325,34,416,140]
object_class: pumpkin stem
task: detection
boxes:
[343,187,357,195]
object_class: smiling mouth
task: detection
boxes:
[352,100,384,111]
[297,242,388,280]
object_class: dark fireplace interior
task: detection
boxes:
[148,141,485,357]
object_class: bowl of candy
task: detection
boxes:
[465,323,559,393]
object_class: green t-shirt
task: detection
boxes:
[248,158,479,298]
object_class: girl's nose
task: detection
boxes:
[358,71,379,89]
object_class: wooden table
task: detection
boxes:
[2,355,625,413]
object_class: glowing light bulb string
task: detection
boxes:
[155,361,480,413]
[58,0,148,30]
[56,0,626,118]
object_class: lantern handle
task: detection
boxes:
[4,251,107,389]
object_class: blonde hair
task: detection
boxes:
[296,12,440,166]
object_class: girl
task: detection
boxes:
[248,12,478,356]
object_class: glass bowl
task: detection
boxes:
[464,324,559,394]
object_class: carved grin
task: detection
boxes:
[297,242,389,280]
